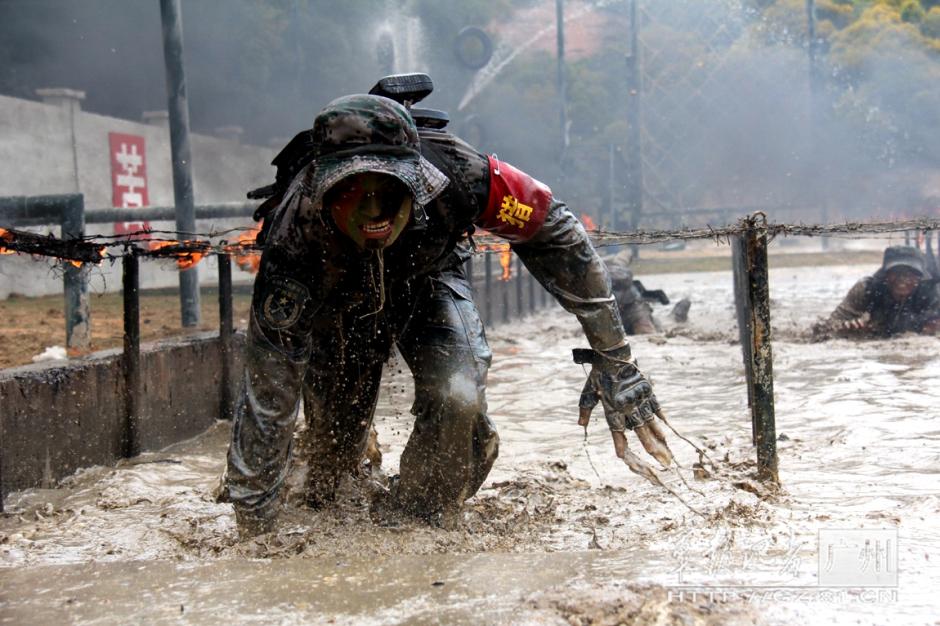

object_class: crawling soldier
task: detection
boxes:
[218,79,671,534]
[813,245,940,339]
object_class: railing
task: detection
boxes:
[4,193,940,508]
[0,195,257,348]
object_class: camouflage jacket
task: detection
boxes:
[261,126,628,353]
[823,273,940,336]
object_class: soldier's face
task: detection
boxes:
[885,267,921,301]
[326,173,413,249]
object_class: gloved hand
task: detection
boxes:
[575,346,674,467]
[839,312,870,332]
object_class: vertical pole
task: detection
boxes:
[484,252,493,326]
[555,0,568,160]
[732,233,756,444]
[607,143,616,229]
[926,230,938,276]
[62,194,90,350]
[159,0,201,327]
[528,264,536,313]
[218,254,234,420]
[625,0,643,259]
[806,0,829,251]
[515,254,524,318]
[743,216,778,483]
[806,0,818,91]
[123,250,142,458]
[501,264,511,325]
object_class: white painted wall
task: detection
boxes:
[0,92,276,298]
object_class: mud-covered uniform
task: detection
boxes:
[816,272,940,337]
[606,264,657,335]
[219,95,656,528]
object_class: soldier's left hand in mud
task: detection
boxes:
[575,346,674,467]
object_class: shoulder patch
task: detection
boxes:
[259,276,310,330]
[476,155,552,242]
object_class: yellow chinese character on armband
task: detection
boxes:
[498,195,533,229]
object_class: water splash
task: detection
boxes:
[374,5,428,75]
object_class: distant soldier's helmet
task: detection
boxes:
[881,245,927,277]
[304,94,449,211]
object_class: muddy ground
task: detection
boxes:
[1,256,938,624]
[0,289,252,369]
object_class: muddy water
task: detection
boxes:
[1,264,938,625]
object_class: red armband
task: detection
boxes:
[477,155,552,243]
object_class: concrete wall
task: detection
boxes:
[0,332,245,500]
[0,92,275,298]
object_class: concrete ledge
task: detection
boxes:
[0,332,244,498]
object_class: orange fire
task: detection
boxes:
[224,226,262,274]
[581,213,598,231]
[0,228,13,255]
[149,240,206,270]
[476,242,512,280]
[472,229,513,281]
[67,245,106,268]
[497,244,512,281]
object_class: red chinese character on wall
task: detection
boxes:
[109,132,151,238]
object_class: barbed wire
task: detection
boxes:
[585,217,940,247]
[1,217,937,267]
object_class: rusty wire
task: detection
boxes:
[0,217,938,266]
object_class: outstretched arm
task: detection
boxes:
[812,278,872,339]
[470,153,673,464]
[511,200,673,466]
[512,199,626,351]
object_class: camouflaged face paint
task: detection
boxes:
[326,173,414,249]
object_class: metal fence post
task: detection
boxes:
[514,254,524,318]
[61,194,90,350]
[122,249,142,458]
[218,254,235,420]
[484,252,493,326]
[528,265,536,313]
[625,0,644,258]
[731,234,756,444]
[501,265,511,325]
[735,214,778,483]
[160,0,201,328]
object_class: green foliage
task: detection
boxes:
[819,0,857,27]
[900,0,927,21]
[922,6,940,35]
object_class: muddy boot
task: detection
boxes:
[671,298,691,323]
[234,504,278,539]
[305,467,341,509]
[369,475,410,527]
[433,503,463,531]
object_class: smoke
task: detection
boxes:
[0,0,937,219]
[0,0,385,144]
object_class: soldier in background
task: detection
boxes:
[605,250,690,335]
[813,245,940,339]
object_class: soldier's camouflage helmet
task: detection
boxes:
[303,94,449,209]
[881,245,927,278]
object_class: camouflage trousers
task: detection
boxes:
[222,267,499,524]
